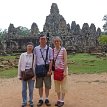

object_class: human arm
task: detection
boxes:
[32,54,36,80]
[18,54,23,80]
[47,47,53,76]
[63,48,68,76]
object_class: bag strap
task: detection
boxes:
[45,47,49,65]
[32,54,34,69]
[40,46,49,65]
[53,47,61,62]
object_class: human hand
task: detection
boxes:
[32,76,36,80]
[47,71,52,76]
[19,77,22,80]
[63,71,67,77]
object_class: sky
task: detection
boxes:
[0,0,107,31]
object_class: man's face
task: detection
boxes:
[39,36,47,45]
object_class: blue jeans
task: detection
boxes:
[22,79,35,106]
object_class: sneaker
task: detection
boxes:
[58,102,64,107]
[28,101,34,106]
[55,101,60,106]
[45,99,51,106]
[37,100,43,106]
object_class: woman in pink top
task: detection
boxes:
[52,36,68,107]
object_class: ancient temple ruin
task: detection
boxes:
[0,3,101,54]
[43,3,101,52]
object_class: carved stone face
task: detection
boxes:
[50,3,59,14]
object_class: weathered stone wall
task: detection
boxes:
[0,3,102,53]
[43,3,101,52]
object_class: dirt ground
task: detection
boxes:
[0,73,107,107]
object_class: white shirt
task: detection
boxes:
[18,52,36,78]
[34,45,53,65]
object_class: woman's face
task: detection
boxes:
[53,39,61,47]
[27,44,34,52]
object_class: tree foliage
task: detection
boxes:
[16,26,30,36]
[0,29,7,40]
[98,35,107,45]
[103,15,107,34]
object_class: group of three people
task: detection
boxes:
[18,34,68,107]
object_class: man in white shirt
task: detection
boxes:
[34,35,53,106]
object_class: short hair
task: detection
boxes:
[52,36,63,45]
[27,42,34,46]
[39,34,47,40]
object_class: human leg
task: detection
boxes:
[22,80,27,106]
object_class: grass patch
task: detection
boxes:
[68,53,107,74]
[0,55,16,60]
[0,53,107,78]
[0,68,17,78]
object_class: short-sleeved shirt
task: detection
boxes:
[34,45,53,65]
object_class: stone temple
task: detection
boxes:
[0,3,101,53]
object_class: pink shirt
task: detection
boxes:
[54,47,65,70]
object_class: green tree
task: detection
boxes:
[0,29,7,40]
[0,29,2,37]
[17,26,30,36]
[103,15,107,34]
[98,35,107,52]
[98,35,107,45]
